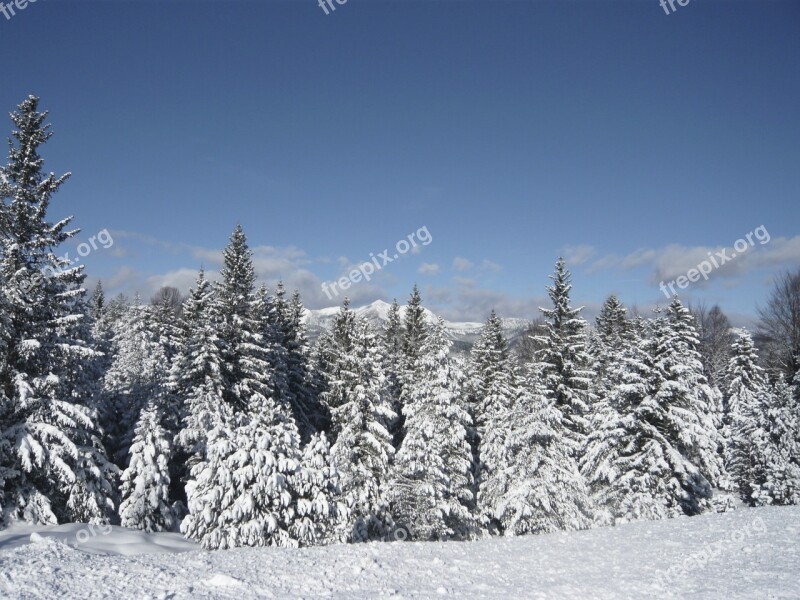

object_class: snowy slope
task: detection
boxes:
[0,506,798,599]
[303,300,531,353]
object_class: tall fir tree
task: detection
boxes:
[582,324,712,521]
[391,319,477,540]
[468,311,517,533]
[382,298,405,446]
[0,96,116,525]
[119,399,176,532]
[482,364,593,534]
[319,305,396,542]
[653,298,725,490]
[534,258,595,457]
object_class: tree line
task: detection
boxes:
[1,96,798,549]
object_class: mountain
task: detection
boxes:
[302,300,531,354]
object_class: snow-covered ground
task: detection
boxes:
[0,506,797,599]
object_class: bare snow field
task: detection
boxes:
[0,506,797,599]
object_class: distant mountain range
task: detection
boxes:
[302,300,532,354]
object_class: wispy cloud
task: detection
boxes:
[418,262,440,275]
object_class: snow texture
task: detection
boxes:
[0,506,797,599]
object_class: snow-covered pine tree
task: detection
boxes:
[390,318,477,541]
[653,297,725,490]
[584,314,722,522]
[468,311,516,534]
[394,286,428,450]
[211,224,261,413]
[725,329,772,505]
[181,404,302,549]
[290,431,343,545]
[402,285,427,369]
[320,305,396,542]
[119,399,175,532]
[383,298,405,446]
[182,229,307,549]
[534,258,595,457]
[283,289,324,438]
[759,377,800,505]
[173,269,230,469]
[0,96,116,525]
[582,322,708,521]
[103,297,169,465]
[483,364,593,535]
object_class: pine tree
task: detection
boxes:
[212,224,260,413]
[383,298,405,446]
[402,285,427,368]
[390,319,477,540]
[103,298,168,465]
[320,307,396,542]
[284,289,323,437]
[482,365,593,534]
[181,408,301,549]
[653,298,725,490]
[725,329,772,504]
[468,311,517,533]
[181,229,308,549]
[119,400,175,532]
[535,258,595,456]
[0,96,116,525]
[582,327,710,521]
[290,431,343,545]
[759,377,800,505]
[173,269,230,469]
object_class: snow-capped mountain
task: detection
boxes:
[302,300,531,353]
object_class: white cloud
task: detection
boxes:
[453,257,474,271]
[418,262,441,275]
[562,244,596,266]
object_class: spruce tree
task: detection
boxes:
[468,311,516,533]
[173,269,230,469]
[391,319,477,540]
[482,365,593,534]
[0,96,116,525]
[725,329,772,504]
[653,298,725,490]
[535,258,595,456]
[320,306,395,542]
[119,400,176,532]
[290,431,343,545]
[383,298,405,446]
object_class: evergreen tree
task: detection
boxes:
[653,298,725,489]
[181,408,301,549]
[320,307,395,542]
[0,96,116,525]
[402,285,427,368]
[103,298,168,465]
[383,298,405,446]
[284,289,322,435]
[482,365,593,534]
[582,326,711,521]
[173,269,230,470]
[468,311,517,533]
[182,228,307,549]
[759,378,800,505]
[119,400,175,532]
[535,258,595,456]
[725,329,772,504]
[290,431,343,545]
[391,319,477,540]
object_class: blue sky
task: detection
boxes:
[1,0,798,324]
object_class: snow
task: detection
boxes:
[0,522,198,556]
[1,506,798,598]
